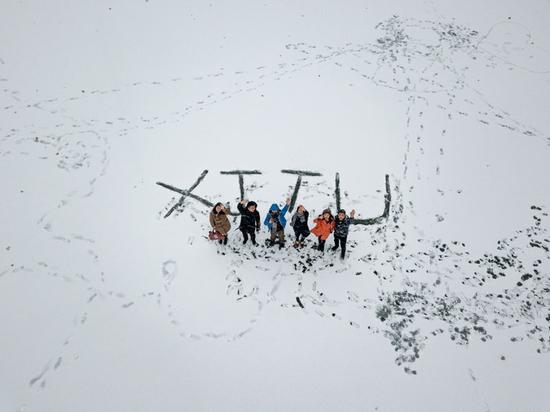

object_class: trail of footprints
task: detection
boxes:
[214,197,549,375]
[1,15,549,397]
[155,174,549,374]
[2,17,548,149]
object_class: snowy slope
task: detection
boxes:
[1,1,550,411]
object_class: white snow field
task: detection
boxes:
[1,1,550,411]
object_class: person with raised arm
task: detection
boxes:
[332,209,356,259]
[290,205,310,248]
[264,198,290,249]
[209,202,231,245]
[237,199,261,246]
[310,208,335,253]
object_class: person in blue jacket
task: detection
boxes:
[264,197,291,249]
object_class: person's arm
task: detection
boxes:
[263,213,271,227]
[281,203,289,216]
[282,198,291,215]
[237,202,245,214]
[209,213,215,228]
[255,211,261,230]
[223,216,231,234]
[290,213,297,227]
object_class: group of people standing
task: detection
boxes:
[209,199,356,259]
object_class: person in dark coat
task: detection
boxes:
[237,200,261,245]
[209,202,231,245]
[264,198,290,249]
[332,209,356,259]
[290,205,310,247]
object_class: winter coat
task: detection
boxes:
[209,210,231,235]
[264,203,289,231]
[290,210,310,232]
[334,216,354,238]
[237,201,261,231]
[311,216,335,240]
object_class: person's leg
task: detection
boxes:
[318,237,325,252]
[241,229,248,244]
[278,230,285,249]
[340,236,347,259]
[332,236,340,251]
[294,230,300,247]
[300,229,309,246]
[250,229,257,245]
[218,238,223,245]
[269,229,276,246]
[223,235,228,245]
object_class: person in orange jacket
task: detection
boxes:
[310,208,335,252]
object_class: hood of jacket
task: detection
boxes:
[264,203,289,230]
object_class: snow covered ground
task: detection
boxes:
[1,1,550,411]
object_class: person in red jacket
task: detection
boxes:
[310,208,335,252]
